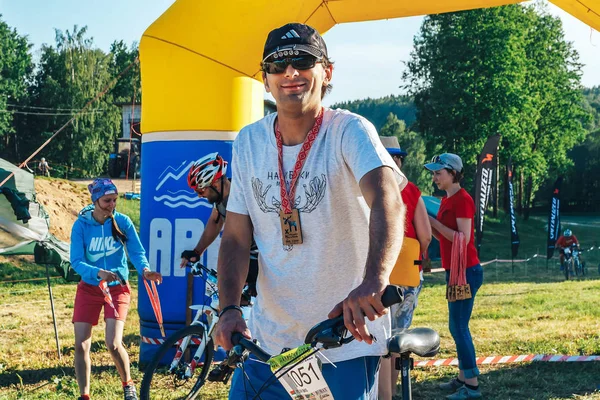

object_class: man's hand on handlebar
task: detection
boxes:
[327,278,388,345]
[214,309,252,351]
[180,249,201,268]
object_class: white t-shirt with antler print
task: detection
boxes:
[227,108,406,363]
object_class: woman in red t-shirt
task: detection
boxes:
[425,154,484,400]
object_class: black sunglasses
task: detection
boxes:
[262,55,321,74]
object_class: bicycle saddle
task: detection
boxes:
[387,327,440,358]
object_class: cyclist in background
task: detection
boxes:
[555,229,582,270]
[180,152,258,297]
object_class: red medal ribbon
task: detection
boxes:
[275,108,324,214]
[99,280,120,318]
[144,278,165,337]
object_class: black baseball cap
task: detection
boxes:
[262,23,328,62]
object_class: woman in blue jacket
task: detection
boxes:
[70,178,162,400]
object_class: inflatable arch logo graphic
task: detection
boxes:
[153,159,213,210]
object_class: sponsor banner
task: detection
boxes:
[507,158,520,259]
[474,135,501,254]
[546,177,563,259]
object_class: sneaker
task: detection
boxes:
[446,386,482,399]
[123,384,138,400]
[439,378,464,392]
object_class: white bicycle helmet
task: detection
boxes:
[187,153,228,191]
[564,229,572,237]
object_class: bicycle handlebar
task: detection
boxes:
[229,285,404,362]
[189,262,217,278]
[231,332,272,363]
[380,285,404,308]
[304,285,404,348]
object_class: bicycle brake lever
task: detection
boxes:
[226,344,249,368]
[303,286,402,349]
[304,315,350,349]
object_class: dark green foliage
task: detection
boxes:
[9,26,141,178]
[402,4,591,208]
[332,95,416,131]
[379,113,433,193]
[0,15,33,159]
[109,40,141,104]
[20,26,122,177]
[542,86,600,210]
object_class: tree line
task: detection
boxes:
[334,4,597,215]
[0,19,139,177]
[1,4,597,210]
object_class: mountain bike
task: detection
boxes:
[572,246,585,276]
[563,246,575,280]
[140,262,252,400]
[226,285,440,400]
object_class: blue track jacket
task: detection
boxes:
[70,205,149,286]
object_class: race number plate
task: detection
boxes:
[269,345,333,399]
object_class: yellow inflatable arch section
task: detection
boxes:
[136,0,599,362]
[140,0,598,134]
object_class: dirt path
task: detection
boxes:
[70,178,141,195]
[33,177,141,242]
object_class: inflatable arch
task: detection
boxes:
[137,0,600,362]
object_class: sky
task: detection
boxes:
[1,0,598,107]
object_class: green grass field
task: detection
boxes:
[1,202,599,399]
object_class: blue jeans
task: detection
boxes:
[391,280,423,333]
[445,264,483,379]
[229,355,380,399]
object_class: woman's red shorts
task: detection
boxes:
[72,281,131,326]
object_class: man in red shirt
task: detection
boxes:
[378,136,431,400]
[555,229,581,270]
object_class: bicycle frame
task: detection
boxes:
[168,274,220,378]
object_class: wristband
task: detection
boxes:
[218,305,243,318]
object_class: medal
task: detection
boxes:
[279,209,303,245]
[275,108,324,246]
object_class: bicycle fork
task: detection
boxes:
[169,332,207,378]
[169,314,217,379]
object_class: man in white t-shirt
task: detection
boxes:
[214,22,407,400]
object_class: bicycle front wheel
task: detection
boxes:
[140,324,214,400]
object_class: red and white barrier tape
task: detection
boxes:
[414,354,600,367]
[141,336,202,346]
[428,247,598,271]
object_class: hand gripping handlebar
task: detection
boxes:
[303,285,404,349]
[230,285,405,362]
